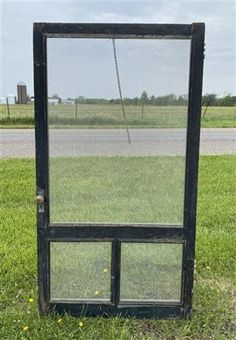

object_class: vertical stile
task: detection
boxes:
[183,23,205,316]
[111,240,121,305]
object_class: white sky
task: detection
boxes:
[47,38,190,99]
[0,0,235,98]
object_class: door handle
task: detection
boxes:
[35,195,44,204]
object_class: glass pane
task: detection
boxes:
[47,38,190,224]
[120,243,183,302]
[50,242,111,300]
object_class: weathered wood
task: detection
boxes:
[34,22,192,39]
[183,22,205,317]
[47,225,184,240]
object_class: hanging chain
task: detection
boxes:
[112,38,131,144]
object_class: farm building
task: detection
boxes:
[61,99,75,105]
[48,98,59,105]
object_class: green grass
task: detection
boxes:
[0,104,235,128]
[50,156,185,223]
[201,106,236,128]
[51,242,182,302]
[0,156,236,339]
[120,243,182,301]
[50,242,112,301]
[0,104,35,128]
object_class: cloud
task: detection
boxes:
[0,0,235,96]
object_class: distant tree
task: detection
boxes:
[152,94,177,106]
[176,95,188,106]
[165,94,176,105]
[51,94,61,103]
[149,95,155,105]
[218,95,236,107]
[202,94,218,106]
[133,97,139,105]
[141,91,148,102]
[76,96,85,103]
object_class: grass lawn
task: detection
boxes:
[0,156,235,339]
[0,104,235,128]
[49,156,185,223]
[50,242,183,303]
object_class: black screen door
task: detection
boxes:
[34,23,205,318]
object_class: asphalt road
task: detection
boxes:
[0,128,235,158]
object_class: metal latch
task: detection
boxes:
[35,190,45,213]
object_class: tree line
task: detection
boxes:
[51,92,236,107]
[202,94,236,107]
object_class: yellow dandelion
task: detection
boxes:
[79,321,83,327]
[103,268,108,273]
[95,290,100,296]
[206,266,210,270]
[29,298,34,303]
[23,326,29,331]
[58,318,62,324]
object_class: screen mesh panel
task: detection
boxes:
[50,242,111,300]
[120,243,183,302]
[47,38,190,224]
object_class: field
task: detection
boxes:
[0,156,235,339]
[0,103,235,128]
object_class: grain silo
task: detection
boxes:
[17,81,27,104]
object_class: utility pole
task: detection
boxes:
[6,97,10,119]
[75,100,78,120]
